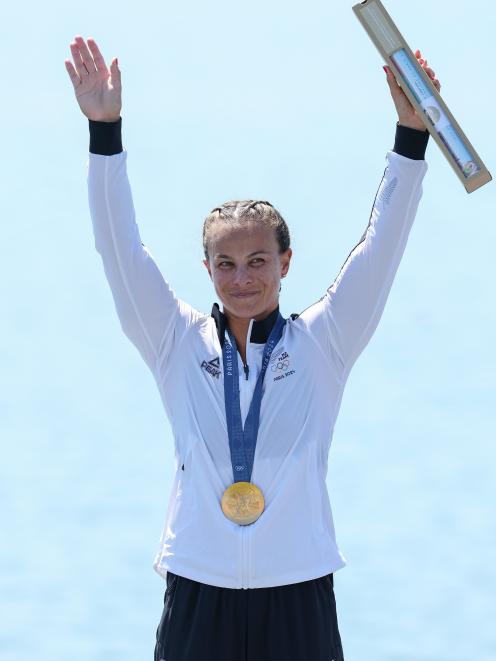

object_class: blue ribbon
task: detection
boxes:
[222,312,286,484]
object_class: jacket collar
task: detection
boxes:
[211,302,280,345]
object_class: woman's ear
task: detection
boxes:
[203,258,213,280]
[280,248,292,278]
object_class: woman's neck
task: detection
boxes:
[223,303,278,365]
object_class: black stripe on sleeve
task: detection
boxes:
[88,117,123,155]
[393,121,429,161]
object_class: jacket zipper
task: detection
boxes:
[241,353,250,587]
[240,329,252,588]
[241,525,247,588]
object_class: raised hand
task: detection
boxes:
[385,49,441,131]
[65,36,122,122]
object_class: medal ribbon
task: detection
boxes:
[222,312,286,484]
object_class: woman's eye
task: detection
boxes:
[217,259,264,268]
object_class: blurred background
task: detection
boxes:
[1,0,494,659]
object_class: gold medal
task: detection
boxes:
[221,481,265,525]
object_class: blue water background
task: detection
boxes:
[1,1,495,659]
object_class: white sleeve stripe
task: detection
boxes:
[328,165,387,292]
[103,157,158,364]
[338,168,424,375]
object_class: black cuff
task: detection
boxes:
[89,117,123,155]
[393,121,429,160]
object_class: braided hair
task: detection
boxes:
[202,200,291,260]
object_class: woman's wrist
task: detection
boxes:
[89,116,123,155]
[393,121,430,160]
[397,118,427,132]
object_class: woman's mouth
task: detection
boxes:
[231,291,259,298]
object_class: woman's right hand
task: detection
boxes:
[65,36,122,122]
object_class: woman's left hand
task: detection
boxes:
[385,49,442,131]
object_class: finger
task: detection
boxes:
[87,38,108,74]
[64,59,81,88]
[415,49,421,58]
[385,66,399,89]
[70,42,89,78]
[74,35,97,75]
[109,57,121,87]
[384,67,403,101]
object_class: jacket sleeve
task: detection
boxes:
[87,117,204,376]
[298,123,429,377]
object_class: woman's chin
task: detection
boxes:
[226,295,263,317]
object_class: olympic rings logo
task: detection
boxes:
[271,359,290,372]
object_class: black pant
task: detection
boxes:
[154,571,344,661]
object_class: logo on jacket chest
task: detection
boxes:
[270,348,295,381]
[200,356,222,379]
[200,349,296,382]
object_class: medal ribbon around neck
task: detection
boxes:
[222,312,286,484]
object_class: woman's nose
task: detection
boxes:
[232,265,252,285]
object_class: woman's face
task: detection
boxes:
[203,221,292,321]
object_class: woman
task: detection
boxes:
[65,36,441,661]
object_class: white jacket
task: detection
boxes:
[87,141,428,588]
